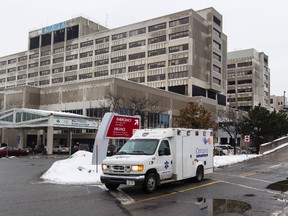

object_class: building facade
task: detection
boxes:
[0,8,227,147]
[227,48,270,111]
[270,95,287,112]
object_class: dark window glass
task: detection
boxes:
[67,25,79,40]
[217,94,226,106]
[54,29,65,44]
[30,36,40,49]
[192,85,206,97]
[148,22,166,32]
[41,33,51,47]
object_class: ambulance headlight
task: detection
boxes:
[102,164,109,171]
[131,165,144,172]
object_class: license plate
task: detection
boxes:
[126,180,135,186]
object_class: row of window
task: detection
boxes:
[227,61,253,69]
[227,88,252,94]
[227,79,252,85]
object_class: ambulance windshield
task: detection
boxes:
[117,139,159,155]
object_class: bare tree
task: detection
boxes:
[100,92,167,127]
[218,107,246,154]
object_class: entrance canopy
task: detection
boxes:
[0,108,99,130]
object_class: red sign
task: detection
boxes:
[244,135,250,142]
[106,115,141,138]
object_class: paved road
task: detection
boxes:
[0,156,129,216]
[118,147,288,215]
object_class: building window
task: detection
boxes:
[227,64,236,69]
[28,72,38,78]
[79,73,92,80]
[169,31,189,40]
[80,51,93,58]
[111,67,126,75]
[128,64,145,72]
[112,32,127,40]
[29,53,39,59]
[213,40,221,50]
[148,61,166,69]
[213,65,221,73]
[147,74,165,82]
[8,58,17,64]
[17,74,27,80]
[40,70,50,76]
[65,75,77,82]
[169,17,189,27]
[7,76,16,82]
[213,52,221,62]
[18,56,27,62]
[29,63,38,69]
[52,77,63,84]
[66,44,78,51]
[18,65,27,71]
[238,79,252,85]
[41,50,51,56]
[111,56,126,63]
[66,65,78,72]
[237,61,252,67]
[168,57,188,66]
[237,70,252,76]
[40,60,51,66]
[148,22,166,32]
[168,71,188,79]
[7,67,16,73]
[192,85,206,97]
[213,16,221,27]
[213,28,221,38]
[213,77,221,85]
[95,59,109,66]
[94,70,109,77]
[111,44,127,52]
[129,27,146,36]
[169,44,188,53]
[128,77,145,83]
[53,57,64,64]
[80,40,93,48]
[227,89,236,94]
[0,61,6,66]
[66,25,79,40]
[148,35,166,44]
[0,78,5,83]
[66,54,78,61]
[95,36,109,44]
[238,88,252,93]
[129,40,146,48]
[80,62,93,69]
[0,69,5,74]
[217,94,226,106]
[227,72,235,78]
[228,81,235,85]
[208,90,216,100]
[52,67,64,74]
[95,47,109,55]
[148,48,166,57]
[54,29,65,44]
[53,47,64,54]
[129,52,145,60]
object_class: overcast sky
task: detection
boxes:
[0,0,287,95]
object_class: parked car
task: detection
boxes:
[214,146,224,156]
[53,145,69,154]
[0,146,28,157]
[215,144,234,155]
[72,143,91,154]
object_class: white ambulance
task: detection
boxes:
[101,128,214,193]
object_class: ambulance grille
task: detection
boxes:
[111,165,125,173]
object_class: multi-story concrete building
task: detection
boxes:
[0,7,227,147]
[270,95,287,112]
[226,48,270,111]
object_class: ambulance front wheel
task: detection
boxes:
[194,166,204,182]
[142,173,157,193]
[105,183,119,191]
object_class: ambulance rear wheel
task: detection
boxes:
[194,166,204,182]
[142,173,157,193]
[105,183,119,191]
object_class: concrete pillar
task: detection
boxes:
[47,126,54,155]
[18,129,25,149]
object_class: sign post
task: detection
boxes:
[92,113,141,170]
[244,135,250,156]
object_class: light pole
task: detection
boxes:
[284,91,286,110]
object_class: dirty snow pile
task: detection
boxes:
[41,151,102,184]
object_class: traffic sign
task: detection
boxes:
[106,115,141,138]
[244,135,250,142]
